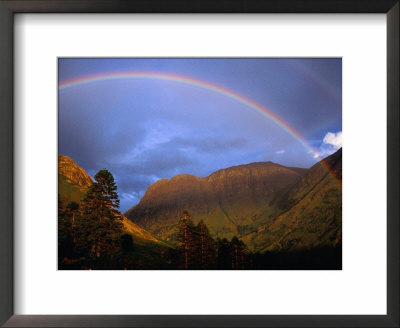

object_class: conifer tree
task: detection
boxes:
[216,236,246,269]
[75,169,123,260]
[176,210,197,269]
[230,236,246,269]
[196,220,216,269]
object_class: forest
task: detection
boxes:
[58,168,247,270]
[58,167,341,270]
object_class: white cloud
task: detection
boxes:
[121,192,141,202]
[313,152,321,159]
[312,131,342,160]
[276,149,285,155]
[323,131,342,149]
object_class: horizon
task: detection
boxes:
[58,58,342,212]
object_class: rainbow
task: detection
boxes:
[59,71,341,186]
[59,72,320,156]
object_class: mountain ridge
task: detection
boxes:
[125,149,342,252]
[125,159,311,241]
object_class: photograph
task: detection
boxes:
[58,58,342,270]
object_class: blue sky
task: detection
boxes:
[58,58,342,212]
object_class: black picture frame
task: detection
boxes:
[0,1,398,327]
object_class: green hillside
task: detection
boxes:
[58,155,172,269]
[242,149,341,252]
[125,162,307,241]
[126,150,341,253]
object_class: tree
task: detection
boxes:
[58,195,75,263]
[121,234,134,252]
[196,220,216,269]
[216,236,246,269]
[94,169,120,210]
[82,169,120,217]
[176,210,197,269]
[75,169,123,260]
[216,238,231,269]
[230,236,246,269]
[66,201,79,228]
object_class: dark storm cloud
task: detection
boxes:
[59,128,145,175]
[112,135,249,189]
[117,149,193,177]
[82,134,248,213]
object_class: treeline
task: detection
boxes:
[172,210,247,270]
[58,169,341,270]
[58,169,134,269]
[171,210,341,270]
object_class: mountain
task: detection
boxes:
[59,155,93,187]
[58,155,168,247]
[125,161,308,241]
[126,149,342,252]
[242,149,342,252]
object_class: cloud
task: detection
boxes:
[171,136,249,153]
[313,131,342,159]
[323,131,342,149]
[59,58,342,211]
[116,173,157,194]
[313,152,321,159]
[120,191,144,213]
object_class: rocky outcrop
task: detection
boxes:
[58,155,93,187]
[58,154,167,247]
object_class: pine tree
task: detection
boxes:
[176,210,197,269]
[216,236,246,269]
[230,236,246,269]
[75,169,123,260]
[93,169,120,211]
[196,220,216,269]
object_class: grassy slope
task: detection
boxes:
[126,163,306,242]
[59,150,341,258]
[120,215,171,248]
[58,171,170,249]
[58,174,88,205]
[242,150,342,252]
[243,174,341,252]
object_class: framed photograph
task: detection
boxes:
[0,1,398,327]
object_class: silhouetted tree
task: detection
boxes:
[176,211,197,269]
[121,234,134,252]
[216,236,246,269]
[230,236,246,269]
[58,195,75,262]
[216,238,231,269]
[196,220,216,269]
